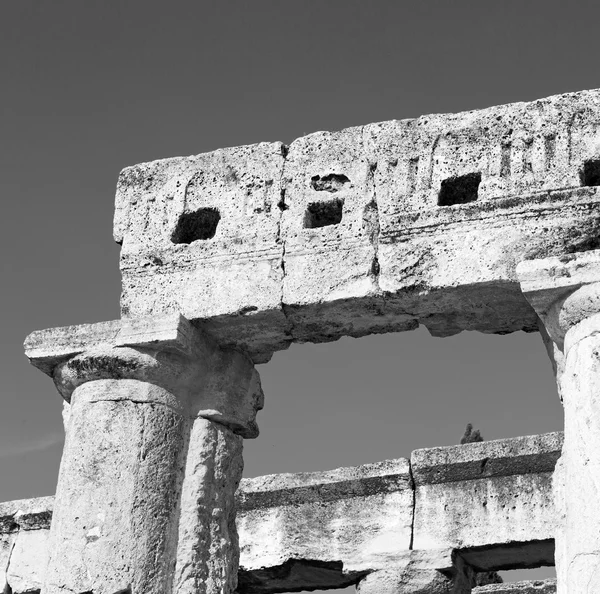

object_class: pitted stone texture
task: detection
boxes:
[174,418,243,594]
[356,568,457,594]
[43,380,188,594]
[8,529,50,593]
[412,433,561,569]
[473,579,556,593]
[0,498,53,594]
[518,249,600,350]
[24,315,264,438]
[355,552,476,594]
[116,89,600,361]
[116,142,289,362]
[236,458,413,586]
[279,127,419,342]
[554,320,600,594]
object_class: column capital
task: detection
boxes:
[24,313,263,438]
[517,249,600,350]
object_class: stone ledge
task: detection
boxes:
[411,432,563,486]
[24,314,203,376]
[473,578,556,593]
[0,496,53,532]
[237,458,411,511]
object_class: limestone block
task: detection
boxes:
[366,90,600,337]
[412,433,562,571]
[279,127,417,341]
[7,529,50,593]
[112,89,600,361]
[473,579,556,593]
[115,142,289,362]
[236,458,413,592]
[0,498,53,594]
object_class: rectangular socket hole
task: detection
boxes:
[304,199,344,229]
[581,159,600,187]
[438,172,482,206]
[171,208,221,243]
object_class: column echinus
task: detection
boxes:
[24,313,263,594]
[518,249,600,593]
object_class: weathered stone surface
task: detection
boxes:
[473,579,556,593]
[25,314,264,438]
[0,496,53,532]
[115,89,600,362]
[0,498,53,594]
[7,528,50,593]
[412,433,561,570]
[519,252,600,593]
[116,143,289,363]
[236,458,413,589]
[43,380,188,594]
[0,432,560,593]
[25,315,264,594]
[518,249,600,348]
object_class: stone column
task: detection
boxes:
[518,250,600,594]
[24,314,263,594]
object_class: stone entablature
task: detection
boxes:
[115,89,600,362]
[0,434,559,594]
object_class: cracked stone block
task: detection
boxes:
[364,90,600,337]
[236,458,413,592]
[115,142,289,363]
[114,89,600,359]
[279,126,387,341]
[7,529,50,594]
[411,433,562,571]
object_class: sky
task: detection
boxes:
[0,0,593,583]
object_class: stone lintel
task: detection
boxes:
[237,458,414,580]
[473,578,556,593]
[411,432,563,486]
[411,433,560,564]
[24,314,206,376]
[116,89,600,361]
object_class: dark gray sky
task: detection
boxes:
[0,0,587,580]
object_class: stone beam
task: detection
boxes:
[412,432,561,572]
[0,433,560,594]
[236,458,414,590]
[115,89,600,363]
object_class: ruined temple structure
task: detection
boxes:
[8,88,600,593]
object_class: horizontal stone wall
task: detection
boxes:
[0,434,561,594]
[113,90,600,362]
